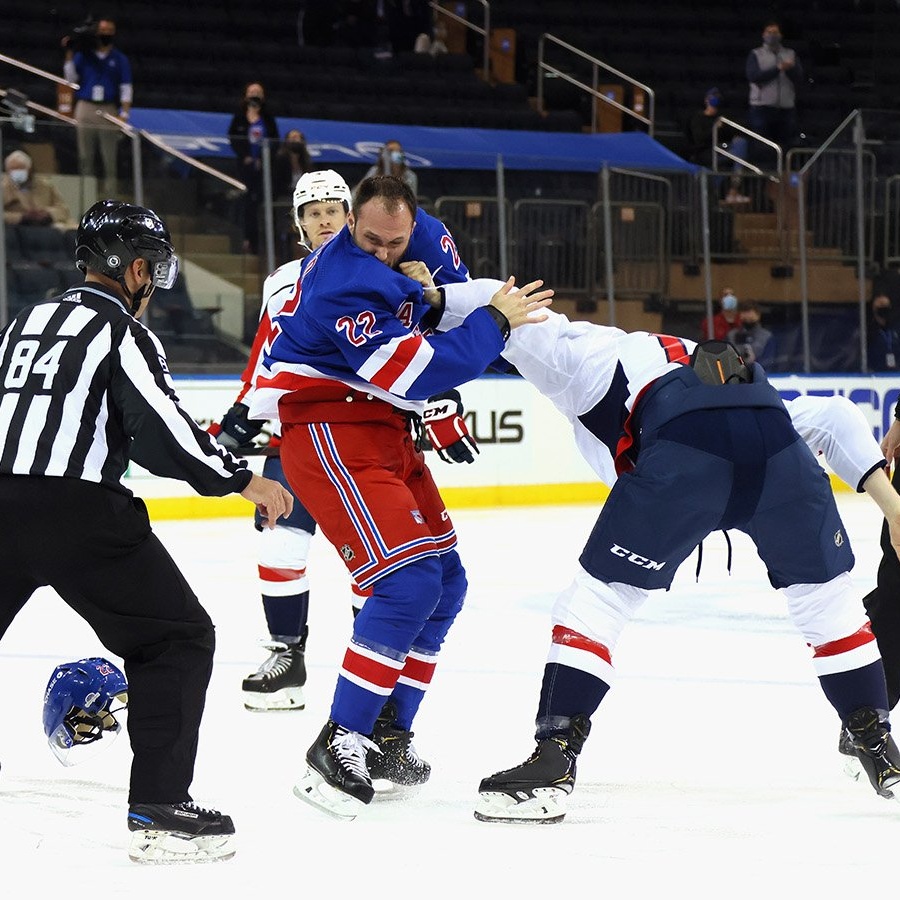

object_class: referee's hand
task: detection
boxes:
[240,474,294,528]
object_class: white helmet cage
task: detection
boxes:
[292,169,352,236]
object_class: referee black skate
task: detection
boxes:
[0,199,293,863]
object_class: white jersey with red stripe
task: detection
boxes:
[231,257,306,436]
[502,312,693,484]
[502,307,884,491]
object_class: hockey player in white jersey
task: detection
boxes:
[210,170,354,711]
[406,271,900,819]
[462,305,900,821]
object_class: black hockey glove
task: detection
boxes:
[422,390,479,464]
[212,402,266,451]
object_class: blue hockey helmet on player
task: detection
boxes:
[43,657,129,766]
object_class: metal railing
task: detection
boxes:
[793,110,870,372]
[712,116,782,178]
[429,0,490,80]
[0,52,78,92]
[884,174,900,268]
[537,33,654,136]
[1,50,251,341]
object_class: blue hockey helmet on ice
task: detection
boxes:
[43,657,128,766]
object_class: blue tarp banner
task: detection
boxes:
[129,108,698,173]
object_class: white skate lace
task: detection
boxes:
[178,801,221,816]
[404,739,423,764]
[331,728,379,780]
[254,642,291,678]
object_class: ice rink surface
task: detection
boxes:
[1,493,898,897]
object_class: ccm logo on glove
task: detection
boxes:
[422,390,479,464]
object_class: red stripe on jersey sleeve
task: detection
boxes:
[367,334,424,392]
[239,309,274,390]
[653,333,691,364]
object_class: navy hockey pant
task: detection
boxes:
[579,406,854,591]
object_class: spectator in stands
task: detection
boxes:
[683,87,749,203]
[867,293,900,372]
[275,130,313,199]
[361,140,418,195]
[3,150,75,230]
[728,298,775,369]
[273,130,314,263]
[228,82,280,254]
[62,17,132,194]
[746,20,804,169]
[700,287,742,341]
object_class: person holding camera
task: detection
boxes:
[62,17,132,195]
[727,298,775,369]
[360,139,418,195]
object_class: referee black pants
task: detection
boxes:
[0,475,215,803]
[864,465,900,710]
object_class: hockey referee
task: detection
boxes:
[0,199,292,864]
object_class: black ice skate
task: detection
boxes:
[474,715,591,824]
[293,720,377,820]
[366,700,431,790]
[127,801,235,864]
[844,707,900,801]
[242,631,307,711]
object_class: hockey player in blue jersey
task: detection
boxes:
[211,171,476,714]
[251,175,552,818]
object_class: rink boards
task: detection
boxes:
[135,373,900,519]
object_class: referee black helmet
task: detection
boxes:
[75,199,179,291]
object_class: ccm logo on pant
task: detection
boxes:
[609,544,666,570]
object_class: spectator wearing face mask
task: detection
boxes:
[685,87,725,168]
[360,140,418,195]
[275,129,313,199]
[228,82,280,254]
[3,150,76,230]
[700,287,742,341]
[684,88,750,203]
[868,293,900,372]
[746,20,804,167]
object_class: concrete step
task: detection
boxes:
[163,213,202,234]
[732,212,777,230]
[223,271,265,294]
[669,260,867,304]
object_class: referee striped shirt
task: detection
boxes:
[0,283,251,496]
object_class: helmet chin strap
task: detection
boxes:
[117,269,155,315]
